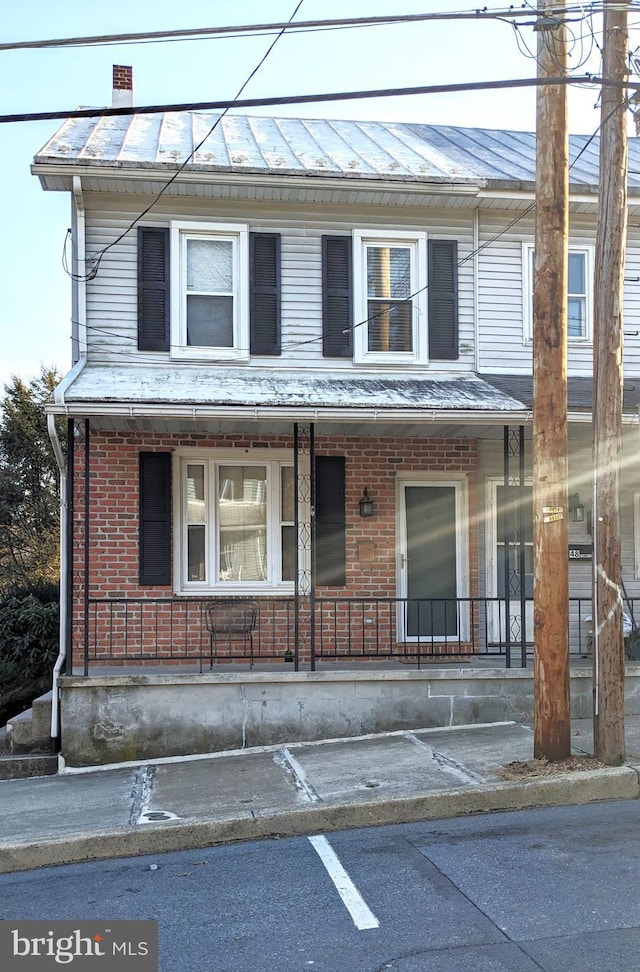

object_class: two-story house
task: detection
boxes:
[35,70,640,695]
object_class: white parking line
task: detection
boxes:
[308,835,379,931]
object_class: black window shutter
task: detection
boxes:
[322,236,353,357]
[250,232,281,355]
[138,227,170,351]
[139,452,172,586]
[428,239,459,360]
[315,456,346,586]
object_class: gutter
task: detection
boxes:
[44,402,532,425]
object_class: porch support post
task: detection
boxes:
[309,423,316,671]
[503,427,512,669]
[503,426,527,669]
[293,423,314,671]
[83,418,90,677]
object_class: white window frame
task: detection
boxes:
[522,243,593,344]
[173,449,296,595]
[170,220,249,361]
[353,229,428,366]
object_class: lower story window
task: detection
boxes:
[182,457,294,591]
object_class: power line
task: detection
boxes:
[2,75,617,125]
[65,0,306,283]
[0,6,617,53]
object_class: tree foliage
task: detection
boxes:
[0,367,65,594]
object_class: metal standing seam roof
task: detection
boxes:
[34,113,640,190]
[51,366,527,413]
[483,374,640,413]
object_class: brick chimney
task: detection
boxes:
[112,65,134,108]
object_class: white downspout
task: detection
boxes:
[47,176,87,741]
[48,415,67,740]
[473,205,480,374]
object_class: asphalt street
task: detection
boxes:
[1,799,640,971]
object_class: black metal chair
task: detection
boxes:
[203,600,258,670]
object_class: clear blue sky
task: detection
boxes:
[0,1,635,387]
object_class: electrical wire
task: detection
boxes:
[63,0,306,284]
[2,6,633,53]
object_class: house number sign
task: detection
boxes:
[568,544,593,561]
[542,506,564,523]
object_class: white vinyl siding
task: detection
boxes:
[81,196,476,373]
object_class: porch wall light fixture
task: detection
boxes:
[569,492,585,523]
[359,487,374,518]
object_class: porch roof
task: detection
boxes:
[49,363,529,423]
[483,374,640,414]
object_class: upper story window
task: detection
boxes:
[137,224,281,359]
[523,244,592,343]
[353,230,427,365]
[171,221,249,361]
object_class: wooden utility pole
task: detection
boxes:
[592,0,629,765]
[533,0,571,760]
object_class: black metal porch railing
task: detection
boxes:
[74,595,622,674]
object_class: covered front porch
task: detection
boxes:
[49,366,640,681]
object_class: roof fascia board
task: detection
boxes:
[31,162,483,196]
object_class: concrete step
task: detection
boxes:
[6,693,54,754]
[30,692,53,740]
[0,728,10,755]
[0,753,58,780]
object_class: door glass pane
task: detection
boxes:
[218,466,267,582]
[405,485,457,637]
[496,486,533,544]
[497,545,534,598]
[187,239,233,292]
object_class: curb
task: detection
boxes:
[1,766,637,874]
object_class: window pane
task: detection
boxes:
[497,544,533,598]
[568,252,585,295]
[187,238,233,293]
[367,247,411,298]
[281,466,295,522]
[187,525,206,581]
[568,296,586,338]
[281,525,296,581]
[367,301,412,352]
[218,466,267,583]
[187,295,233,347]
[497,486,533,544]
[186,465,205,522]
